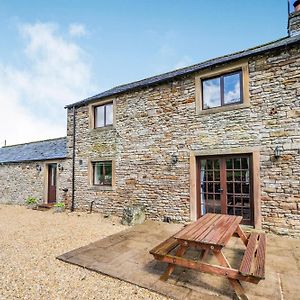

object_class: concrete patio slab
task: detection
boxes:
[57,221,300,300]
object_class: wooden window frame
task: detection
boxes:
[94,103,113,128]
[92,160,113,186]
[201,70,243,110]
[195,60,249,115]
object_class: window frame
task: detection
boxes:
[195,60,249,115]
[92,160,113,186]
[94,102,113,128]
[201,70,244,110]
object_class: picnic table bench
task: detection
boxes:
[150,213,266,300]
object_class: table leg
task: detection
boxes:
[160,244,188,281]
[199,248,210,261]
[213,250,249,300]
[236,225,248,247]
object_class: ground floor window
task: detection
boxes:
[92,161,112,186]
[197,154,253,225]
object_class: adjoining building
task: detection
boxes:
[1,3,300,236]
[0,137,70,206]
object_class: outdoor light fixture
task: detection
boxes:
[274,145,283,159]
[171,154,178,165]
[36,164,42,172]
[58,163,64,171]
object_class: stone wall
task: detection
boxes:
[0,159,71,206]
[68,44,300,236]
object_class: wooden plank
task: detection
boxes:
[216,216,242,246]
[239,233,265,279]
[160,245,187,281]
[236,225,248,246]
[174,213,217,241]
[239,233,258,276]
[154,253,260,284]
[200,215,234,245]
[149,237,178,256]
[213,250,249,300]
[187,214,222,242]
[173,213,211,238]
[253,233,266,278]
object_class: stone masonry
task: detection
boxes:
[0,159,71,206]
[67,44,300,237]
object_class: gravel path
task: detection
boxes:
[0,205,168,300]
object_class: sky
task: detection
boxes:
[0,0,289,146]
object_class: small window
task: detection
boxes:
[92,161,112,186]
[94,103,113,128]
[202,71,243,110]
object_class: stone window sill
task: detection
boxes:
[90,125,114,132]
[89,185,114,192]
[197,103,250,115]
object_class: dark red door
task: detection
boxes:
[48,164,57,203]
[197,155,253,225]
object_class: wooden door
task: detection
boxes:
[48,164,57,203]
[197,155,253,225]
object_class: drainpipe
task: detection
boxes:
[71,105,76,212]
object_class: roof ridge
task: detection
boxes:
[2,136,66,149]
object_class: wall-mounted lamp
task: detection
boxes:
[274,145,284,159]
[171,154,178,165]
[36,164,42,172]
[58,163,64,171]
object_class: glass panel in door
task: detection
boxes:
[225,156,252,225]
[200,158,222,215]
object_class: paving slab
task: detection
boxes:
[57,220,300,300]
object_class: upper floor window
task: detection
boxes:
[92,161,112,186]
[202,71,243,110]
[94,103,113,128]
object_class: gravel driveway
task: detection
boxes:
[0,205,168,300]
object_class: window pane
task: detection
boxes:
[106,103,113,125]
[95,106,105,127]
[202,78,221,109]
[224,73,241,105]
[104,162,112,185]
[93,161,112,186]
[93,162,103,184]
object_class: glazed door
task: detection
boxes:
[48,164,57,203]
[198,155,253,225]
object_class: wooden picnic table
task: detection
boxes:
[150,213,266,300]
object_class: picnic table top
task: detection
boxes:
[174,213,243,247]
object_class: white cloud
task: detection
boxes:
[69,23,87,37]
[0,22,96,146]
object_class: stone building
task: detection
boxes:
[0,137,70,206]
[1,3,300,236]
[64,5,300,236]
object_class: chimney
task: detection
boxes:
[289,0,300,36]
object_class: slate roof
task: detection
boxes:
[65,34,300,109]
[0,137,67,164]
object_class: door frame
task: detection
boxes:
[190,148,261,229]
[43,161,59,204]
[196,154,254,225]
